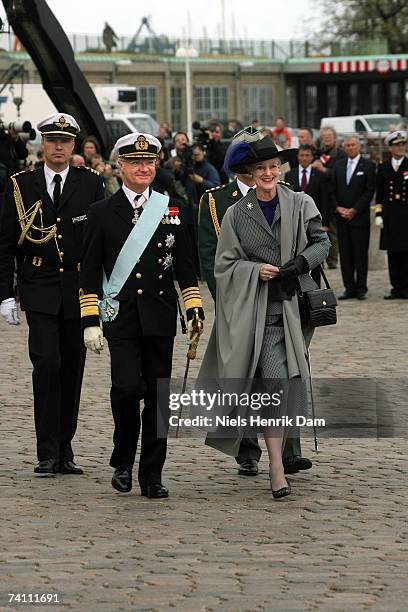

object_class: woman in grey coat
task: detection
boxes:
[199,136,330,499]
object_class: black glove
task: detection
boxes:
[279,256,309,296]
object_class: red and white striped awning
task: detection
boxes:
[320,57,408,74]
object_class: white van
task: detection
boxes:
[320,114,403,137]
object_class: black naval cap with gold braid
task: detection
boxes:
[37,113,80,138]
[114,132,162,159]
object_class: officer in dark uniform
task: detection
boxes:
[375,131,408,299]
[80,132,204,499]
[0,113,105,475]
[198,127,312,477]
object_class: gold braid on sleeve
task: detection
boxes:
[208,192,220,238]
[12,176,57,246]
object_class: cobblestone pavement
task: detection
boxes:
[1,268,408,612]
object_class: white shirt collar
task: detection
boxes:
[43,164,70,201]
[298,164,312,179]
[392,156,404,166]
[236,177,255,196]
[122,184,150,208]
[348,154,361,166]
[44,164,70,187]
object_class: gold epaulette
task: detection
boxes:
[205,182,229,194]
[11,168,34,179]
[278,179,294,190]
[79,289,99,318]
[181,286,202,310]
[76,166,100,175]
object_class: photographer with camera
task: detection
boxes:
[204,122,228,183]
[0,122,29,193]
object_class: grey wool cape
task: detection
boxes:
[198,185,329,456]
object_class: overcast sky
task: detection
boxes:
[1,0,318,41]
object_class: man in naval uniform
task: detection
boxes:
[198,127,312,477]
[0,113,105,475]
[80,132,204,499]
[375,131,408,299]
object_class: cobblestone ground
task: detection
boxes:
[1,267,408,612]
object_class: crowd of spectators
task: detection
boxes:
[4,115,405,295]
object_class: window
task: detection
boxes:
[305,85,318,127]
[138,87,157,119]
[388,82,400,114]
[327,84,338,117]
[370,83,382,114]
[285,83,298,127]
[243,85,274,126]
[195,86,228,123]
[171,87,183,132]
[350,84,360,115]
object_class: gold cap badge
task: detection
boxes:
[135,135,149,151]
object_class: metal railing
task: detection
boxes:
[0,31,390,60]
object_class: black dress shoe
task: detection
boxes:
[356,293,367,300]
[141,483,169,499]
[34,459,58,476]
[59,461,84,475]
[283,456,312,475]
[338,292,356,300]
[111,467,132,493]
[238,459,259,476]
[384,293,404,300]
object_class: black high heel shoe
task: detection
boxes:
[269,475,291,499]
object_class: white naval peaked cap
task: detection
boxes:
[114,132,161,158]
[37,113,80,138]
[384,130,407,146]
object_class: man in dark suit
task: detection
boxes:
[330,135,376,300]
[375,130,408,299]
[80,132,204,498]
[0,113,105,475]
[285,144,329,229]
[313,126,347,268]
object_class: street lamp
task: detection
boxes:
[175,46,198,141]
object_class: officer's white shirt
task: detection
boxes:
[391,156,405,172]
[236,178,254,196]
[44,164,70,202]
[122,184,150,208]
[298,164,312,185]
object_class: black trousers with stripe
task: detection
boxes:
[26,310,85,462]
[108,335,174,487]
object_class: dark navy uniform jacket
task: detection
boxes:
[376,157,408,252]
[0,165,105,318]
[79,188,203,338]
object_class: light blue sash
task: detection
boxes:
[99,190,169,322]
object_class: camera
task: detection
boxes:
[192,121,210,146]
[0,119,36,140]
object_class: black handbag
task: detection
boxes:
[298,266,338,328]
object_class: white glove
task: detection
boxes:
[187,318,203,345]
[375,216,384,228]
[84,326,104,354]
[0,298,20,325]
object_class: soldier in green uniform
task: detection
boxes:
[198,127,312,477]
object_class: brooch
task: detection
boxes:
[165,233,175,248]
[163,253,173,270]
[247,203,253,210]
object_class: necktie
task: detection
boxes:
[346,160,354,185]
[132,194,143,224]
[300,168,308,191]
[53,174,62,206]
